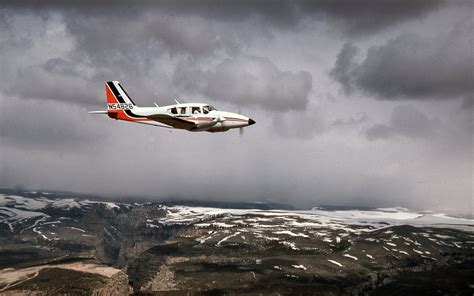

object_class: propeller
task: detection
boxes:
[238,107,244,136]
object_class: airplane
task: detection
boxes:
[89,81,256,133]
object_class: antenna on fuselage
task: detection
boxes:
[154,102,159,107]
[174,99,181,104]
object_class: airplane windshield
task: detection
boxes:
[203,105,217,114]
[191,106,201,114]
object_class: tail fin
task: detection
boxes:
[106,81,136,106]
[105,81,145,121]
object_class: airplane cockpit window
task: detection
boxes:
[170,107,177,114]
[202,105,216,114]
[192,107,201,114]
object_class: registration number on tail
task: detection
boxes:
[107,103,134,110]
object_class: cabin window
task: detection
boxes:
[192,107,201,114]
[170,107,177,114]
[180,107,187,115]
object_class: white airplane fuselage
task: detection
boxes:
[124,103,254,132]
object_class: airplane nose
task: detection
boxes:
[248,118,256,126]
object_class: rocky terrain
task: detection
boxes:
[0,188,473,295]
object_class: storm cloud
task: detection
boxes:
[0,1,471,215]
[3,0,446,36]
[331,19,473,104]
[173,55,312,111]
[0,97,103,151]
[365,105,441,140]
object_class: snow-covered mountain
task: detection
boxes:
[0,190,473,295]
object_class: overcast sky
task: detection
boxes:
[0,0,472,214]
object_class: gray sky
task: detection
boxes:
[0,0,472,214]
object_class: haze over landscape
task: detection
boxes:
[0,0,472,215]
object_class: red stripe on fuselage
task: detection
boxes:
[186,117,247,122]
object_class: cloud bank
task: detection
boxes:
[0,1,471,216]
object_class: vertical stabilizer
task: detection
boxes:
[105,81,145,121]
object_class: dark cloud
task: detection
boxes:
[2,0,445,35]
[173,55,312,111]
[0,95,105,150]
[40,8,274,108]
[43,57,81,76]
[63,10,245,65]
[0,11,101,106]
[0,7,309,111]
[299,0,445,35]
[5,63,101,106]
[156,0,445,35]
[0,1,470,214]
[331,21,473,104]
[365,105,441,140]
[329,43,358,94]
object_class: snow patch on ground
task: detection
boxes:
[434,234,453,239]
[197,235,213,244]
[102,202,120,210]
[280,241,298,250]
[274,230,309,238]
[327,260,344,267]
[146,223,160,228]
[0,207,47,220]
[216,232,241,246]
[33,227,49,240]
[343,254,358,260]
[292,264,307,270]
[162,205,473,233]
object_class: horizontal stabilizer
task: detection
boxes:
[88,110,108,114]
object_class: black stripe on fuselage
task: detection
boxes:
[107,81,146,118]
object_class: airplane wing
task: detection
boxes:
[146,114,196,130]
